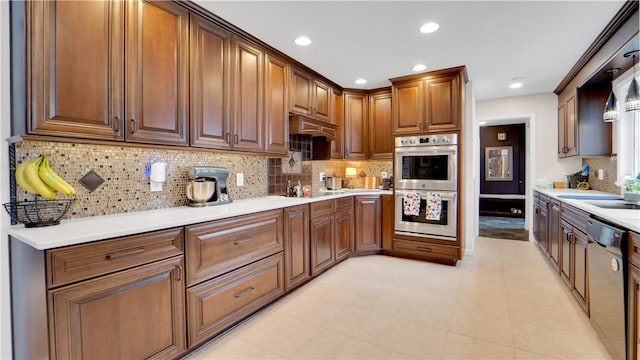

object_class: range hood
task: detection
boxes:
[289,114,337,141]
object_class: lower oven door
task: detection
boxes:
[395,190,457,241]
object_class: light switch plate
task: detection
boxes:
[320,172,326,182]
[237,173,244,186]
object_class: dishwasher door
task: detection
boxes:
[587,217,627,360]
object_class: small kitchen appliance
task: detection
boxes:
[325,176,342,190]
[186,167,232,207]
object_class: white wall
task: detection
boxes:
[1,2,12,358]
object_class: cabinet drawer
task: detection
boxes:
[185,209,283,286]
[46,228,184,288]
[186,252,284,347]
[630,232,640,267]
[392,239,458,259]
[561,203,588,229]
[310,199,334,218]
[335,196,353,211]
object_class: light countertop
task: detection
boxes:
[534,188,640,233]
[8,189,392,251]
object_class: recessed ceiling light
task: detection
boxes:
[419,22,439,34]
[412,64,427,72]
[354,78,367,85]
[509,82,523,89]
[294,36,311,46]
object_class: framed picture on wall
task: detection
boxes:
[485,146,513,181]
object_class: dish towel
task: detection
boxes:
[426,192,442,220]
[403,192,421,216]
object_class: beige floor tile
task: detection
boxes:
[449,309,514,346]
[514,348,559,359]
[316,304,395,344]
[375,317,448,359]
[507,296,596,336]
[295,328,415,359]
[185,336,283,359]
[394,293,456,330]
[442,332,516,359]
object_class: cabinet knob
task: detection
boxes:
[113,116,120,132]
[226,133,231,144]
[130,118,138,133]
[234,134,239,144]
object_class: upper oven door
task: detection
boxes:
[394,145,458,191]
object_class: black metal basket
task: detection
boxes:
[3,198,74,228]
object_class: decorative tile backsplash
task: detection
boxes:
[583,157,621,194]
[14,141,268,219]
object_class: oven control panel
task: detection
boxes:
[395,133,458,147]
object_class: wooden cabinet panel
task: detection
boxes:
[548,200,561,271]
[313,80,332,122]
[560,221,573,286]
[558,96,578,158]
[49,256,186,359]
[369,89,393,160]
[28,0,124,140]
[189,13,231,149]
[310,199,335,218]
[126,0,189,146]
[533,192,548,252]
[331,90,344,159]
[344,91,369,160]
[334,208,354,262]
[185,209,283,286]
[310,214,335,275]
[231,36,264,152]
[354,196,381,253]
[47,227,183,288]
[283,205,310,291]
[630,231,640,267]
[381,195,394,251]
[425,73,460,132]
[186,253,284,347]
[290,68,312,115]
[572,227,588,312]
[392,80,423,135]
[392,239,458,260]
[628,254,640,360]
[264,53,289,155]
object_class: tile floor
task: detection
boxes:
[478,216,528,241]
[185,237,610,359]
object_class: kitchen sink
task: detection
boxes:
[583,200,640,209]
[557,194,623,200]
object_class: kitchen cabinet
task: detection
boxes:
[572,226,589,311]
[560,220,573,286]
[289,68,332,122]
[548,199,561,271]
[310,213,335,275]
[189,13,231,149]
[334,197,354,262]
[354,195,382,254]
[264,53,290,156]
[310,197,355,275]
[368,88,393,160]
[230,36,264,152]
[125,0,189,146]
[628,231,640,360]
[344,90,369,160]
[381,195,394,251]
[331,89,344,159]
[283,204,311,291]
[391,66,466,135]
[557,95,578,158]
[533,191,549,253]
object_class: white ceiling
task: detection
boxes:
[195,1,626,101]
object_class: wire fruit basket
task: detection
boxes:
[3,198,74,228]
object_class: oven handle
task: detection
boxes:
[395,190,457,200]
[394,146,458,156]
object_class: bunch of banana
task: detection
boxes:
[15,156,76,199]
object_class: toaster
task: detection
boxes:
[325,176,342,190]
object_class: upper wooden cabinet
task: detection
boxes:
[343,90,369,160]
[331,89,344,159]
[125,0,190,146]
[263,53,290,156]
[189,13,231,150]
[368,88,393,160]
[391,66,466,135]
[558,95,578,158]
[27,0,124,141]
[289,68,333,123]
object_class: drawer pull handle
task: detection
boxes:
[176,266,182,281]
[234,238,254,245]
[105,247,146,260]
[234,286,255,298]
[417,247,432,252]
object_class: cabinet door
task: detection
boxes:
[381,195,394,251]
[290,68,312,115]
[49,256,186,359]
[189,13,231,149]
[392,80,424,135]
[534,204,548,252]
[126,0,189,145]
[264,53,289,156]
[354,196,381,253]
[28,1,124,141]
[310,214,335,275]
[331,90,344,159]
[557,103,567,158]
[231,36,264,152]
[344,91,369,160]
[334,208,354,262]
[548,201,561,271]
[425,73,461,132]
[283,205,310,291]
[572,228,589,312]
[565,96,578,157]
[628,265,640,360]
[560,221,573,287]
[369,90,393,160]
[313,79,332,122]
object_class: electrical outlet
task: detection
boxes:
[236,173,244,186]
[598,169,604,180]
[319,172,326,182]
[381,172,388,178]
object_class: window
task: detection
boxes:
[613,67,640,184]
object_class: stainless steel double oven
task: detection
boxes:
[394,133,458,240]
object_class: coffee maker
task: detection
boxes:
[186,167,232,207]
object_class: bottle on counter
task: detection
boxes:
[295,180,302,198]
[286,180,292,197]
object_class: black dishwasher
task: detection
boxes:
[586,216,628,360]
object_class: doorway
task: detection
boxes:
[478,122,528,241]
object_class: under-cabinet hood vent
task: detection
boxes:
[289,115,337,141]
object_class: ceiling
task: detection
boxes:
[194,1,626,101]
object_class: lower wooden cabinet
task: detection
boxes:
[628,231,640,359]
[391,239,458,264]
[49,256,186,359]
[186,253,284,347]
[548,200,561,271]
[354,195,381,254]
[381,195,394,251]
[560,220,573,286]
[284,204,311,291]
[335,208,354,262]
[310,213,335,275]
[572,227,589,311]
[533,192,548,252]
